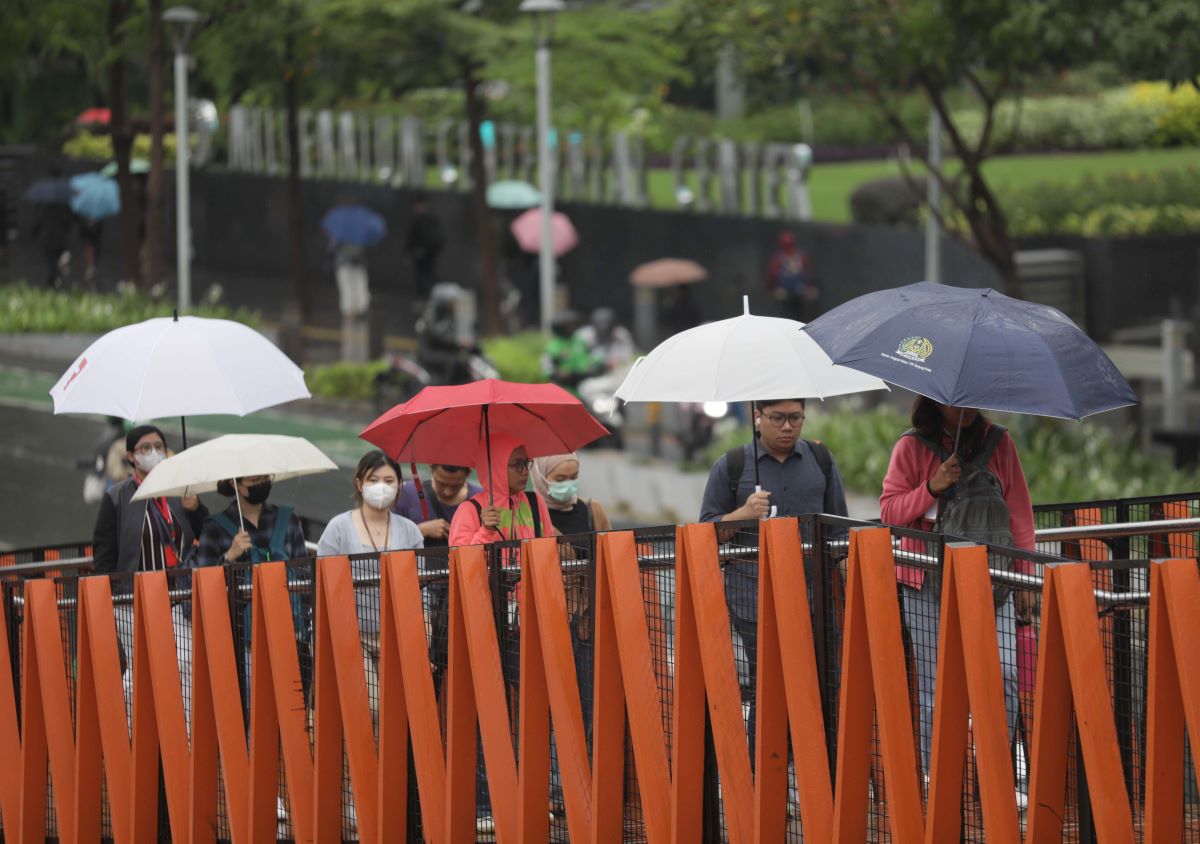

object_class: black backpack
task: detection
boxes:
[907,425,1015,606]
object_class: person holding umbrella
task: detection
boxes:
[92,424,208,574]
[322,197,385,362]
[448,433,554,547]
[194,474,307,567]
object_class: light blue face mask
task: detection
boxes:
[547,478,579,503]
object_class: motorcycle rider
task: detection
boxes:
[542,310,599,392]
[574,307,636,372]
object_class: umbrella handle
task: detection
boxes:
[234,483,245,533]
[484,405,494,509]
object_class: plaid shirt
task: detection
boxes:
[194,502,308,567]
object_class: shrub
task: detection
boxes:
[307,359,390,402]
[481,331,548,383]
[0,283,259,334]
[62,133,180,162]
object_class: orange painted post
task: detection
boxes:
[0,583,19,834]
[1026,565,1073,843]
[375,554,411,842]
[516,542,551,844]
[453,545,520,842]
[316,557,381,844]
[312,561,345,844]
[588,535,627,844]
[761,519,834,842]
[679,523,755,844]
[71,578,117,844]
[191,566,250,844]
[1145,563,1184,843]
[381,552,445,842]
[24,578,76,843]
[669,526,709,844]
[926,545,1020,844]
[1028,563,1135,844]
[444,547,480,844]
[596,531,671,844]
[832,527,924,844]
[130,577,164,842]
[133,571,192,840]
[753,524,789,844]
[249,564,317,844]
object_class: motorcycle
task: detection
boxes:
[577,364,631,450]
[679,400,734,462]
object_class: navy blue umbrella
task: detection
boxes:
[802,282,1138,420]
[23,178,72,205]
[321,204,386,247]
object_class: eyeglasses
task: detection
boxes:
[507,459,532,471]
[133,443,166,455]
[763,412,805,428]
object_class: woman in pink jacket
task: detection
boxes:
[880,396,1036,800]
[448,432,554,547]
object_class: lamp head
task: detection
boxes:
[163,5,201,52]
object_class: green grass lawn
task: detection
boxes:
[645,146,1200,222]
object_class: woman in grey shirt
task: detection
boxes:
[317,451,423,723]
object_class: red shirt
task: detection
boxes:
[879,424,1035,589]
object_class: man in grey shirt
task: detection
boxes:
[699,397,848,754]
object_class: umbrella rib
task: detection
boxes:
[387,406,455,461]
[508,404,577,453]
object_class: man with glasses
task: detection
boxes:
[92,424,208,574]
[700,398,848,755]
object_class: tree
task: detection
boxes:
[1109,1,1200,90]
[108,0,144,289]
[144,0,167,291]
[676,0,1125,297]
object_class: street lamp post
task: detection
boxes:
[520,0,564,334]
[164,5,201,313]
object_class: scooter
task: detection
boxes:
[577,365,631,449]
[679,400,734,462]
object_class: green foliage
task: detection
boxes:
[699,402,1200,505]
[306,358,390,402]
[0,283,259,334]
[62,132,180,161]
[481,331,548,384]
[994,167,1200,236]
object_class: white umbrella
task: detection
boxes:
[50,315,310,444]
[614,295,887,499]
[615,296,888,403]
[132,434,337,530]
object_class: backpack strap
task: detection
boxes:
[804,439,836,512]
[465,494,543,538]
[211,511,239,539]
[903,427,950,462]
[268,505,294,561]
[973,424,1007,469]
[724,445,746,506]
[525,490,543,538]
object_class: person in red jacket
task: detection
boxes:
[880,396,1036,798]
[448,432,554,547]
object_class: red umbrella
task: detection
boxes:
[509,208,580,257]
[360,379,609,500]
[76,108,112,126]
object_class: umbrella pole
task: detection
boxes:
[234,482,245,533]
[180,416,188,450]
[484,405,494,508]
[952,411,964,460]
[750,401,762,490]
[411,461,431,521]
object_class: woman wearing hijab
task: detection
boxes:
[530,452,612,535]
[448,432,554,547]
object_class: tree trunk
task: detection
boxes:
[108,0,143,289]
[144,0,167,291]
[462,58,501,336]
[284,30,312,336]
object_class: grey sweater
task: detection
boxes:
[316,510,424,632]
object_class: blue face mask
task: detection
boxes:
[547,478,579,503]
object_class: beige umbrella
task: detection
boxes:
[629,258,707,287]
[132,434,337,529]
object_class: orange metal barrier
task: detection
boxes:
[0,519,1191,842]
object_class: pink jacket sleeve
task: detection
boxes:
[880,435,938,529]
[448,496,500,547]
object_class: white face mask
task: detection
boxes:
[134,448,166,474]
[362,481,398,510]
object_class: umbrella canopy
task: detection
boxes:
[615,297,888,402]
[630,258,707,288]
[69,172,120,221]
[321,204,386,247]
[23,178,72,205]
[802,282,1139,420]
[360,379,610,467]
[77,107,112,126]
[509,208,579,257]
[487,180,541,210]
[132,434,337,501]
[100,158,151,178]
[50,315,311,420]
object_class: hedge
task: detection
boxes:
[0,283,259,334]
